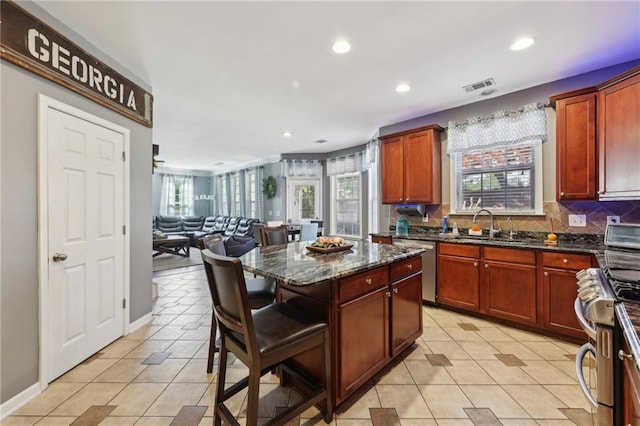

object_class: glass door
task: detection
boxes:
[287,179,321,223]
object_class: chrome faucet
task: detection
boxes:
[472,209,495,239]
[506,216,517,240]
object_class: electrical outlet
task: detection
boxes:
[422,215,429,223]
[607,215,621,225]
[568,214,587,227]
[275,211,280,216]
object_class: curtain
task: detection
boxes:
[280,159,323,177]
[239,171,247,217]
[183,175,194,215]
[225,173,233,216]
[255,166,264,221]
[326,139,378,177]
[447,102,547,155]
[213,174,225,216]
[159,174,175,215]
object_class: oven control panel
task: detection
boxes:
[576,268,615,327]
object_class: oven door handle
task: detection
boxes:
[574,297,596,340]
[575,342,597,408]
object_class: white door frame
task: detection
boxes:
[37,94,131,390]
[286,178,322,222]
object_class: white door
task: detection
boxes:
[286,179,321,222]
[47,107,125,381]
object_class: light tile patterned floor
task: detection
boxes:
[4,264,596,425]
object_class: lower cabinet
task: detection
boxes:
[437,243,480,311]
[483,247,537,326]
[390,273,423,357]
[541,252,592,339]
[339,286,389,399]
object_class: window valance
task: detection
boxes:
[447,102,547,155]
[280,159,323,177]
[326,138,379,176]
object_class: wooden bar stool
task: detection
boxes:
[201,250,333,425]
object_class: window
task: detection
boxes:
[332,172,361,237]
[451,143,542,214]
[160,174,194,216]
[287,179,321,223]
[246,169,256,218]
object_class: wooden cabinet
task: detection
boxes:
[482,247,537,326]
[598,69,640,200]
[336,255,423,403]
[437,243,480,311]
[553,90,598,200]
[621,337,640,425]
[541,252,591,339]
[339,286,389,400]
[371,235,392,245]
[380,125,443,204]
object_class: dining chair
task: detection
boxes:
[299,222,319,242]
[259,225,289,246]
[200,250,333,425]
[251,222,265,246]
[198,235,275,373]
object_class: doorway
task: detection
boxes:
[286,179,321,223]
[38,95,130,384]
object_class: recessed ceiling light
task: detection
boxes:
[332,39,351,54]
[291,80,300,89]
[396,83,411,93]
[510,37,535,51]
[282,131,292,138]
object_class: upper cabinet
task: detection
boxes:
[552,89,598,201]
[380,125,443,204]
[598,70,640,200]
[552,66,640,201]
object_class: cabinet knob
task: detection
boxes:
[473,262,478,267]
[386,291,391,298]
[393,288,399,294]
[484,263,489,269]
[406,264,413,270]
[544,271,549,277]
[563,259,568,264]
[560,192,565,197]
[366,278,372,285]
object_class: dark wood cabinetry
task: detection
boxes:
[552,66,640,201]
[390,257,423,357]
[541,252,591,339]
[598,70,640,200]
[437,243,480,311]
[483,247,537,326]
[380,125,443,204]
[553,90,598,200]
[371,235,392,245]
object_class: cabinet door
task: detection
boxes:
[622,338,640,425]
[390,274,422,357]
[437,254,479,311]
[381,136,404,204]
[483,260,537,325]
[598,73,640,200]
[404,129,441,204]
[338,287,389,400]
[556,93,597,200]
[541,268,586,339]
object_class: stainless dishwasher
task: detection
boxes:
[392,239,436,304]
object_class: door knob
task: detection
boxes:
[52,253,68,262]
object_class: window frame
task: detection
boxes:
[449,143,544,216]
[330,172,362,238]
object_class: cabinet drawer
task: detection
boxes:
[483,246,536,265]
[439,242,480,258]
[371,235,392,245]
[339,266,388,302]
[542,251,592,270]
[390,255,422,282]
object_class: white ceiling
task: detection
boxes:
[34,1,640,173]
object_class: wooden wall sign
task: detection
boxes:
[1,1,153,127]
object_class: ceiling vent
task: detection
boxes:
[463,78,496,93]
[313,139,328,144]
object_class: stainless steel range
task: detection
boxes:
[575,223,640,425]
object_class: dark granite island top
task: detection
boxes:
[239,238,425,286]
[240,238,425,408]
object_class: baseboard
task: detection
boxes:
[129,311,152,334]
[0,382,41,419]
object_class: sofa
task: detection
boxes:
[153,215,260,253]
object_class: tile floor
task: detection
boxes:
[4,264,596,425]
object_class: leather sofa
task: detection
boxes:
[154,215,260,248]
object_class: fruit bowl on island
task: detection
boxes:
[306,236,353,253]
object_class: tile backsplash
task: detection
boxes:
[389,200,640,235]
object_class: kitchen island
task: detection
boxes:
[239,238,424,407]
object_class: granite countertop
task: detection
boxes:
[239,238,424,287]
